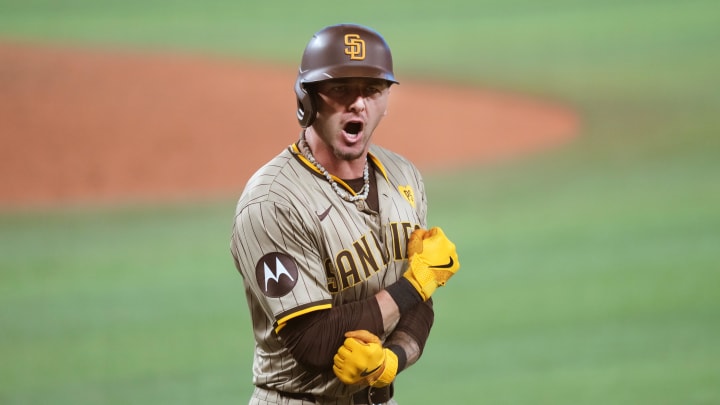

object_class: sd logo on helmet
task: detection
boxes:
[294,24,399,128]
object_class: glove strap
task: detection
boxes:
[370,349,398,387]
[386,278,423,313]
[387,344,408,372]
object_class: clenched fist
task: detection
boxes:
[333,330,398,388]
[404,227,460,300]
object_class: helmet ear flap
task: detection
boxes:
[294,79,316,128]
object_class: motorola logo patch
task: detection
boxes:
[255,253,299,298]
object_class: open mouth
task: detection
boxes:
[344,121,363,136]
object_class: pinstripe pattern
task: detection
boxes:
[231,142,426,403]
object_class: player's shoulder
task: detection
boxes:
[369,144,423,179]
[369,144,412,165]
[235,146,303,211]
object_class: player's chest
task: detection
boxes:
[309,179,421,295]
[310,176,419,249]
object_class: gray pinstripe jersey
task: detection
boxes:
[230,141,427,401]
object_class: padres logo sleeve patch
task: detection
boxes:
[255,253,299,298]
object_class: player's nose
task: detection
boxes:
[348,90,366,112]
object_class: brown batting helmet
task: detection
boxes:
[294,23,398,127]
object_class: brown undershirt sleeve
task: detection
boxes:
[278,297,385,371]
[386,298,435,372]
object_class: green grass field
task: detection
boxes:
[2,0,719,403]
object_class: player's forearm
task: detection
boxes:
[375,289,402,330]
[278,297,386,370]
[384,298,434,372]
[385,330,420,370]
[277,276,432,372]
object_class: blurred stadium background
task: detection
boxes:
[1,1,719,404]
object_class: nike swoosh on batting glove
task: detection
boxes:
[403,227,460,300]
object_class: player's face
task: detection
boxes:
[311,78,390,162]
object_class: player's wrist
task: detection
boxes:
[407,255,439,300]
[386,278,424,313]
[370,348,398,387]
[386,344,408,373]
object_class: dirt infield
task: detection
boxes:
[0,42,579,207]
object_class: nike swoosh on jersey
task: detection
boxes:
[316,205,332,221]
[429,257,454,269]
[359,364,383,377]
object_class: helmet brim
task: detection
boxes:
[300,65,398,85]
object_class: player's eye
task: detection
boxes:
[330,85,348,94]
[364,86,382,96]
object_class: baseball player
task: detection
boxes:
[230,23,461,404]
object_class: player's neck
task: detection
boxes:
[303,130,367,179]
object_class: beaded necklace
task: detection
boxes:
[299,136,370,202]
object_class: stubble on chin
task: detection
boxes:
[333,138,372,162]
[333,148,363,161]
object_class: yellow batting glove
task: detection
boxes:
[332,330,398,388]
[407,227,428,258]
[403,227,460,300]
